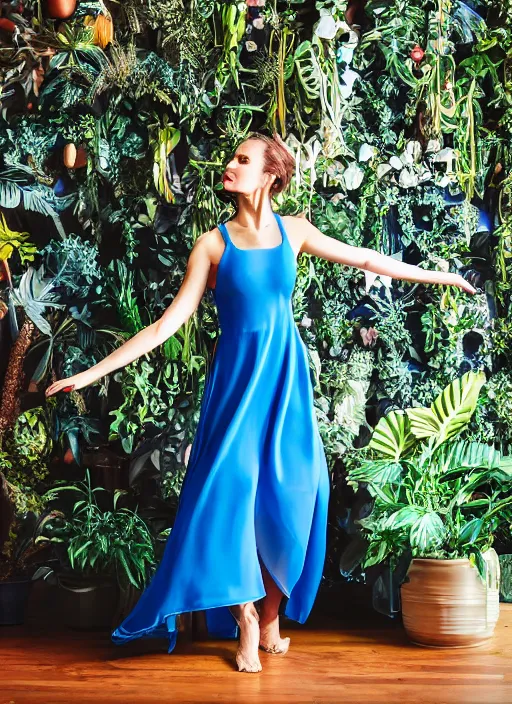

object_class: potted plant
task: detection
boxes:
[0,408,55,625]
[38,469,158,630]
[81,445,130,491]
[0,501,54,625]
[495,522,512,602]
[345,370,512,647]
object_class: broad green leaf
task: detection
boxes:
[407,370,486,445]
[294,41,321,101]
[410,512,445,551]
[383,506,423,531]
[363,541,390,568]
[369,410,415,460]
[496,455,512,478]
[460,518,483,544]
[406,407,441,438]
[436,441,501,475]
[346,459,402,486]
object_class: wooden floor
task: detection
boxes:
[1,581,511,703]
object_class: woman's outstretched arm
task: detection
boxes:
[296,216,477,294]
[45,234,214,397]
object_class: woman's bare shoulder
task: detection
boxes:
[281,214,311,253]
[192,227,224,265]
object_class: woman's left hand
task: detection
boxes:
[447,273,478,295]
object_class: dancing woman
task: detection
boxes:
[46,132,475,673]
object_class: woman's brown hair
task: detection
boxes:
[244,131,295,195]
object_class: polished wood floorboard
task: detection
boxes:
[1,581,511,703]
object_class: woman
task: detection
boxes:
[46,132,476,673]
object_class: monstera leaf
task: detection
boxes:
[406,370,486,447]
[294,41,321,101]
[0,212,37,264]
[11,265,65,336]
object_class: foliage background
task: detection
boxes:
[1,0,512,593]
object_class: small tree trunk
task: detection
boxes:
[0,319,36,436]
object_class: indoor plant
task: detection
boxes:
[346,370,512,647]
[0,500,54,625]
[0,408,54,625]
[38,469,158,630]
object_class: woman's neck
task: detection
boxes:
[233,193,275,232]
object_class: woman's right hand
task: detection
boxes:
[45,369,98,398]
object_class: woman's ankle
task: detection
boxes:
[258,610,279,628]
[231,602,259,623]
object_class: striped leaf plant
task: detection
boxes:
[346,370,512,578]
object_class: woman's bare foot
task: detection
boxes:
[259,614,291,654]
[230,604,262,673]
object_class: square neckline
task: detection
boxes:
[221,211,284,251]
[208,213,292,293]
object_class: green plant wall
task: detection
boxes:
[1,0,512,589]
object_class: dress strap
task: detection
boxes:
[274,212,289,246]
[218,212,288,249]
[217,222,231,246]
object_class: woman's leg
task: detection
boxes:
[257,556,291,654]
[229,601,262,673]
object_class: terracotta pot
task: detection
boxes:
[47,0,76,19]
[401,552,500,648]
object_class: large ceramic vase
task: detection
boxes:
[400,551,500,648]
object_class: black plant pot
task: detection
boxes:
[0,577,34,625]
[57,574,119,631]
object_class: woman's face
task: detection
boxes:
[222,139,275,195]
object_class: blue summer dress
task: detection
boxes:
[111,211,331,653]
